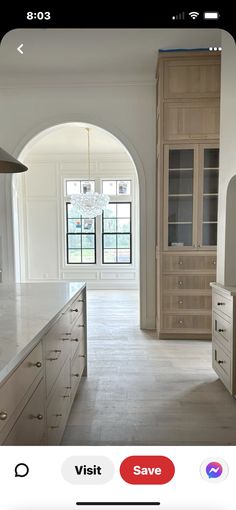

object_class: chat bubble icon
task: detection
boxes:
[206,462,223,479]
[15,463,29,477]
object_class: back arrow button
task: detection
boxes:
[17,44,24,55]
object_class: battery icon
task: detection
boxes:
[204,12,219,19]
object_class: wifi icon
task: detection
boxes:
[189,11,199,19]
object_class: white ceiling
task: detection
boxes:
[0,28,222,84]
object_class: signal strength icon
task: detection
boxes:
[172,12,185,20]
[189,11,199,19]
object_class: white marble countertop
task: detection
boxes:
[210,282,236,296]
[0,282,85,384]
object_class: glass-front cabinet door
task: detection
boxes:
[164,146,197,249]
[198,145,219,249]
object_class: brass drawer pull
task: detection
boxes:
[55,413,62,417]
[70,308,78,312]
[178,280,183,286]
[53,350,61,353]
[50,425,59,429]
[79,354,86,358]
[77,324,85,328]
[178,300,183,305]
[72,373,80,377]
[62,338,70,341]
[65,386,72,389]
[218,360,225,364]
[0,411,8,421]
[71,338,79,342]
[218,329,225,333]
[178,320,184,326]
[63,395,71,398]
[33,361,42,368]
[77,299,84,302]
[47,357,58,361]
[217,302,225,306]
[178,259,183,265]
[212,259,216,265]
[32,414,43,420]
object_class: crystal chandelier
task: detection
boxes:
[70,128,109,218]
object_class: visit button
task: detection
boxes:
[120,456,175,484]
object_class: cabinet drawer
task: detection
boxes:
[163,274,214,291]
[212,340,231,393]
[212,291,232,319]
[162,294,212,312]
[162,314,211,331]
[46,359,71,445]
[3,378,45,445]
[69,289,86,324]
[162,254,216,272]
[70,320,86,359]
[70,352,86,399]
[43,315,71,397]
[213,312,232,352]
[0,342,43,434]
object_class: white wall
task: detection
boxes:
[0,82,156,328]
[18,151,139,289]
[217,31,236,285]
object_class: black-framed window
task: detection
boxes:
[102,202,132,264]
[66,202,96,264]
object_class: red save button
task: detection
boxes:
[120,456,175,485]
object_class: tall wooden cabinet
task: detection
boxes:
[156,51,221,339]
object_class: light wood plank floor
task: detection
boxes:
[62,290,236,445]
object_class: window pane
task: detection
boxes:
[104,249,116,263]
[204,169,219,194]
[203,196,218,222]
[82,218,95,233]
[168,224,192,247]
[204,148,219,168]
[117,203,130,218]
[168,196,193,222]
[68,219,82,233]
[104,234,116,248]
[117,218,130,233]
[117,181,131,195]
[103,218,117,232]
[169,149,194,169]
[81,181,95,193]
[82,235,95,249]
[117,249,130,263]
[68,235,81,249]
[169,170,193,194]
[66,181,81,195]
[117,234,130,248]
[67,203,81,219]
[82,249,95,263]
[203,224,217,246]
[103,181,116,195]
[68,249,81,263]
[103,204,117,218]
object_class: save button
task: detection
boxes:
[120,456,175,484]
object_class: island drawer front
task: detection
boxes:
[0,342,43,434]
[70,352,86,399]
[162,294,212,311]
[162,254,217,272]
[69,289,86,325]
[162,314,212,331]
[43,314,71,397]
[212,292,233,319]
[46,360,71,445]
[3,378,45,445]
[163,274,214,291]
[70,318,86,359]
[212,341,231,393]
[213,312,232,352]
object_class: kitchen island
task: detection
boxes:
[0,282,87,445]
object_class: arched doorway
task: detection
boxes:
[13,122,145,324]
